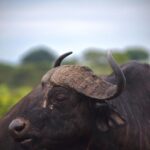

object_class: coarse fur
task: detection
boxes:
[91,61,150,150]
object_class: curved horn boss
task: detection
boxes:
[42,51,126,100]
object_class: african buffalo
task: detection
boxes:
[0,51,150,150]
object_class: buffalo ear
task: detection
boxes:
[95,103,126,132]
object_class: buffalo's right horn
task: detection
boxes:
[53,52,73,67]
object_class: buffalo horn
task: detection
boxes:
[106,51,126,99]
[53,51,73,67]
[42,51,125,100]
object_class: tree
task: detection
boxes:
[21,46,56,64]
[125,47,149,60]
[112,51,129,64]
[82,48,111,74]
[0,63,15,85]
[9,63,52,87]
[83,48,106,65]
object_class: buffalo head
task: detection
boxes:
[8,52,126,150]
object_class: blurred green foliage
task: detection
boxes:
[83,48,106,65]
[0,84,31,117]
[0,46,149,117]
[22,46,56,64]
[9,63,51,87]
[112,51,129,64]
[125,47,149,60]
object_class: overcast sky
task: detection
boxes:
[0,0,150,63]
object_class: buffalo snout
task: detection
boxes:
[9,118,31,142]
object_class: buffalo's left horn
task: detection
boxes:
[53,51,73,67]
[106,51,126,99]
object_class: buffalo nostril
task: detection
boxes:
[9,118,29,136]
[14,123,25,133]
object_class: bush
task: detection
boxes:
[0,85,32,117]
[125,47,149,60]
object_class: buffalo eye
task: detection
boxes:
[55,94,66,102]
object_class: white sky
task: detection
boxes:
[0,0,150,63]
